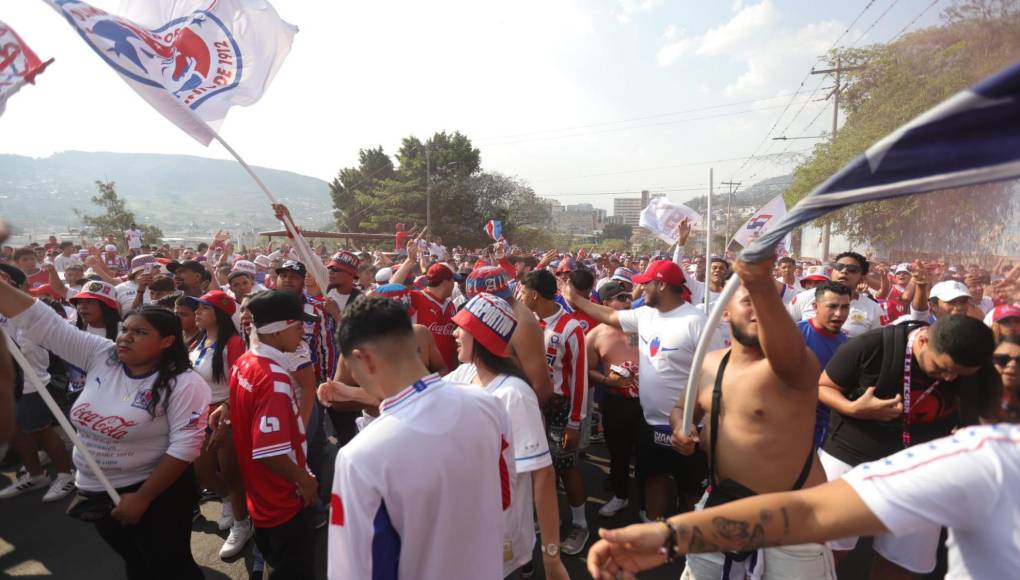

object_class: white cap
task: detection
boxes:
[232,259,257,276]
[253,255,272,269]
[104,244,117,252]
[375,267,393,284]
[894,263,912,274]
[930,280,971,302]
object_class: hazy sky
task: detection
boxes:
[0,0,947,212]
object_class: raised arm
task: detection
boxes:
[733,258,819,389]
[561,284,622,329]
[389,232,422,285]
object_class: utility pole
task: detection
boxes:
[811,56,864,261]
[425,146,432,236]
[720,180,740,249]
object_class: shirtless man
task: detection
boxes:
[587,280,642,518]
[669,257,834,579]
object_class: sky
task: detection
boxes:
[0,0,950,213]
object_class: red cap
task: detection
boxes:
[632,260,686,287]
[29,283,64,301]
[70,280,119,311]
[426,263,461,285]
[196,290,237,316]
[993,303,1020,323]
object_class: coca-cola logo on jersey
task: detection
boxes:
[72,403,139,440]
[428,322,456,336]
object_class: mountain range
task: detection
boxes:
[0,151,333,237]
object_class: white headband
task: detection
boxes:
[255,320,301,334]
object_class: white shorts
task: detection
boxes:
[681,543,836,580]
[818,448,940,573]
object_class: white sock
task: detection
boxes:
[571,504,587,529]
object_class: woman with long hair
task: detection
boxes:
[173,296,201,349]
[188,290,252,559]
[68,282,121,395]
[447,293,569,580]
[0,279,211,580]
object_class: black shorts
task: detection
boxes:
[635,420,708,497]
[16,392,56,434]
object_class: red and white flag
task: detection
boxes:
[45,0,297,145]
[0,21,53,117]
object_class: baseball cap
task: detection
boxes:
[0,264,27,288]
[374,267,394,284]
[800,265,831,286]
[195,290,237,316]
[453,293,518,357]
[247,290,319,332]
[465,266,512,300]
[632,260,686,287]
[328,251,360,276]
[372,283,414,314]
[253,255,273,269]
[104,244,117,252]
[275,259,307,277]
[599,281,630,303]
[71,280,119,311]
[426,263,462,285]
[167,260,207,276]
[130,253,156,275]
[894,263,912,275]
[611,267,635,284]
[412,275,429,290]
[992,303,1020,323]
[29,283,65,301]
[232,260,257,277]
[929,280,971,302]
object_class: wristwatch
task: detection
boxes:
[541,543,559,557]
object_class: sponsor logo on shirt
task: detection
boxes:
[130,387,154,411]
[428,321,456,336]
[648,336,678,357]
[71,403,138,440]
[182,410,203,431]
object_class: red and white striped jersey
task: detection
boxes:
[539,307,589,427]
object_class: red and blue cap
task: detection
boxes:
[372,283,414,315]
[328,251,360,276]
[195,290,236,316]
[465,266,512,300]
[453,293,517,357]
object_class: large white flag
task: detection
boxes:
[731,193,791,253]
[639,196,702,245]
[0,20,52,117]
[46,0,297,145]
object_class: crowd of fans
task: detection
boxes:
[0,209,1017,580]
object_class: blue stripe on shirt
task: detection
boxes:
[372,500,401,580]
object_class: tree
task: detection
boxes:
[329,146,394,233]
[601,223,633,242]
[783,0,1020,256]
[75,181,163,246]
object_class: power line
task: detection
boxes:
[480,98,822,147]
[476,90,827,143]
[850,0,902,48]
[889,0,939,42]
[529,150,810,184]
[542,185,707,198]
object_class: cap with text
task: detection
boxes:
[453,293,517,357]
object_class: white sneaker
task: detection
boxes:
[217,498,234,531]
[598,496,629,517]
[42,472,75,502]
[0,472,49,499]
[219,517,254,559]
[561,524,590,556]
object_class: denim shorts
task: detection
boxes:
[16,392,56,433]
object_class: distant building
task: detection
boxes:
[612,190,663,227]
[550,202,606,235]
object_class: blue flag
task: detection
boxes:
[744,60,1020,261]
[484,219,504,241]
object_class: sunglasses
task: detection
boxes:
[994,354,1020,367]
[831,263,862,274]
[612,294,632,302]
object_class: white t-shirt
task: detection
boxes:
[328,374,515,580]
[447,364,552,576]
[125,228,142,249]
[11,301,211,491]
[428,243,447,261]
[53,253,82,274]
[617,304,721,426]
[0,315,51,393]
[975,296,994,315]
[844,424,1020,580]
[788,288,883,338]
[115,280,150,314]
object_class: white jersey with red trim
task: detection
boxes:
[539,306,589,428]
[328,374,515,580]
[844,424,1020,580]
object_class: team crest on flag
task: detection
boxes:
[50,0,241,109]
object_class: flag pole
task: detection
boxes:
[210,133,330,295]
[5,334,121,503]
[704,168,713,311]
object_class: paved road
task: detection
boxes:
[1,440,932,580]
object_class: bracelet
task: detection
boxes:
[660,520,681,563]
